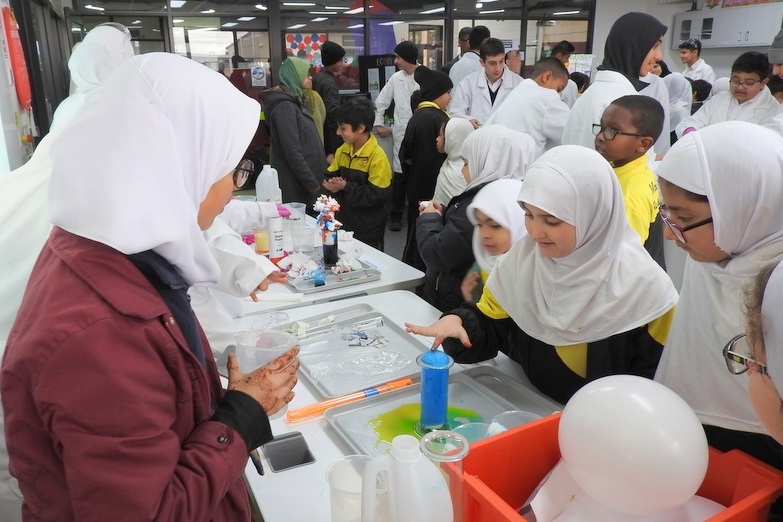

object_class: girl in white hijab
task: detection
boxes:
[432,118,474,205]
[655,121,783,473]
[417,125,536,312]
[460,179,527,302]
[1,53,299,520]
[408,145,678,404]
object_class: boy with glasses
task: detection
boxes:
[594,95,666,268]
[679,38,716,84]
[677,51,781,137]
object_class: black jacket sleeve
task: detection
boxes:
[417,205,474,272]
[441,302,515,364]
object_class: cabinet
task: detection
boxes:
[672,5,783,49]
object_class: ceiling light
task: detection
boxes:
[288,24,307,29]
[222,22,238,27]
[84,4,105,11]
[170,0,186,7]
[347,23,364,29]
[255,4,268,9]
[344,7,364,14]
[553,10,579,15]
[379,21,404,26]
[475,3,483,8]
[173,19,184,23]
[310,11,333,14]
[312,17,327,21]
[283,2,316,5]
[479,8,504,14]
[238,16,256,21]
[325,5,349,9]
[200,8,215,13]
[132,20,142,24]
[420,7,445,14]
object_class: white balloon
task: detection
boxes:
[558,375,709,516]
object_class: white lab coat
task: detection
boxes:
[485,78,571,159]
[449,51,482,87]
[189,200,280,352]
[676,89,782,137]
[683,58,716,85]
[449,67,523,125]
[373,69,418,173]
[560,79,579,108]
[562,70,637,148]
[639,73,671,156]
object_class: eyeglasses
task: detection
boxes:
[658,208,713,243]
[591,124,645,141]
[729,77,762,88]
[723,334,767,375]
[233,159,254,189]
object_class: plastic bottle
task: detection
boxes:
[268,215,284,265]
[361,435,454,522]
[255,164,282,204]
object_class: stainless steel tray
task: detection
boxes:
[325,368,557,456]
[278,304,426,398]
[286,258,380,294]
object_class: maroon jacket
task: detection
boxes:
[2,228,252,521]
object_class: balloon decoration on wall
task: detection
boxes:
[285,33,328,64]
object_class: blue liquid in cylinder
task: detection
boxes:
[419,350,452,429]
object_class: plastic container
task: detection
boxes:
[361,434,453,522]
[234,330,297,370]
[416,350,454,435]
[420,430,470,522]
[268,215,284,265]
[442,413,783,522]
[255,164,281,204]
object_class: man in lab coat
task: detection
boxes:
[485,57,571,159]
[450,38,523,128]
[442,27,472,75]
[449,25,490,86]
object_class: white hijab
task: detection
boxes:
[462,125,536,191]
[487,145,678,346]
[432,118,474,205]
[49,53,260,286]
[467,179,527,272]
[53,24,135,132]
[763,262,783,394]
[711,77,729,97]
[663,73,692,132]
[654,122,783,432]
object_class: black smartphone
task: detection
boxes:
[262,432,316,473]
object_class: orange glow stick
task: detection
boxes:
[286,378,414,423]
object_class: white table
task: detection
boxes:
[241,290,557,522]
[241,236,424,315]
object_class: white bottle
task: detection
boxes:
[255,164,282,204]
[361,435,454,522]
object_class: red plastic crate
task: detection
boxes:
[443,413,783,522]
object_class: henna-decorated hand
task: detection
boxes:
[227,347,300,415]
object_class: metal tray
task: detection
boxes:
[462,365,563,414]
[286,258,381,294]
[325,369,556,456]
[278,304,426,398]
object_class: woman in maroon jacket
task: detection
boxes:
[1,53,299,521]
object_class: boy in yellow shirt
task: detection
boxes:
[323,97,392,250]
[594,95,666,268]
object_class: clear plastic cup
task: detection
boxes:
[292,226,315,255]
[326,455,373,522]
[234,329,297,370]
[287,202,307,230]
[487,410,543,436]
[452,422,491,443]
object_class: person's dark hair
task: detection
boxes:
[689,78,712,102]
[609,95,665,141]
[678,38,701,55]
[479,37,506,61]
[658,177,709,203]
[745,262,779,362]
[530,57,569,80]
[334,97,375,132]
[570,71,590,92]
[657,60,671,77]
[231,55,247,68]
[732,51,771,81]
[468,25,491,50]
[768,74,783,96]
[458,27,472,41]
[550,40,575,57]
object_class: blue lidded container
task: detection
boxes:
[416,350,454,434]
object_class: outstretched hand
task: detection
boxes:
[249,271,288,301]
[405,315,471,350]
[227,347,300,416]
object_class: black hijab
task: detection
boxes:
[599,12,667,91]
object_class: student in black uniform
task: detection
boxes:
[406,145,678,404]
[399,66,452,270]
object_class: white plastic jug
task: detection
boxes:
[361,435,454,522]
[255,164,282,204]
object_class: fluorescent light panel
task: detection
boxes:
[312,17,327,21]
[288,23,307,29]
[238,16,256,21]
[325,5,349,9]
[255,4,268,9]
[553,10,579,15]
[84,4,105,11]
[222,22,238,27]
[347,23,364,28]
[344,6,364,14]
[378,21,404,26]
[170,0,186,7]
[283,2,316,5]
[479,8,504,13]
[420,7,445,14]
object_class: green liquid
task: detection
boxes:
[369,403,483,450]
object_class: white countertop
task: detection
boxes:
[242,290,558,522]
